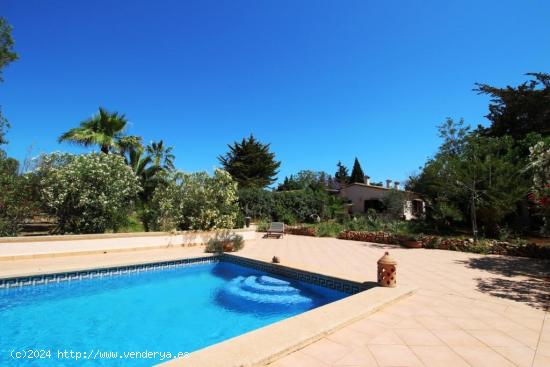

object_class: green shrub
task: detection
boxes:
[497,226,512,241]
[151,169,239,231]
[467,240,492,254]
[421,235,442,249]
[235,211,246,229]
[205,231,244,253]
[397,233,423,242]
[276,211,298,225]
[384,220,409,234]
[344,215,383,232]
[256,219,270,232]
[238,187,274,219]
[315,222,344,237]
[238,187,344,223]
[337,230,400,244]
[528,141,550,234]
[39,153,141,234]
[381,189,406,220]
[137,206,157,233]
[273,189,334,222]
[340,215,413,234]
[334,211,351,224]
[418,235,549,259]
[0,160,36,236]
[117,213,145,233]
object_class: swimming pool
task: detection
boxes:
[0,257,350,366]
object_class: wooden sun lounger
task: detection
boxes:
[266,222,284,238]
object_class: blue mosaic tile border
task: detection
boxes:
[0,254,368,294]
[0,256,218,289]
[222,254,368,294]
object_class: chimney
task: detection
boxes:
[385,179,392,189]
[394,181,400,190]
[364,175,370,185]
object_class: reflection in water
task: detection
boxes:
[215,275,315,316]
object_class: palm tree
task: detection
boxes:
[126,146,159,200]
[146,140,175,171]
[117,135,143,158]
[126,144,167,231]
[58,107,140,154]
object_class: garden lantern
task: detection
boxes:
[377,252,397,287]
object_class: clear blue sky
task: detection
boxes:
[2,1,550,185]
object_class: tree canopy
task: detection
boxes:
[335,161,349,184]
[0,18,18,144]
[218,134,280,189]
[0,17,18,83]
[146,140,175,171]
[409,73,550,236]
[350,157,366,183]
[0,110,8,147]
[475,72,550,139]
[277,170,330,191]
[409,118,540,236]
[528,141,550,233]
[58,107,141,154]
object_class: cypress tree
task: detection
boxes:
[350,157,366,183]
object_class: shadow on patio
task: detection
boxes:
[359,242,401,250]
[455,255,550,310]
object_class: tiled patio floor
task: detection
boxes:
[1,233,549,366]
[0,246,208,278]
[237,234,549,367]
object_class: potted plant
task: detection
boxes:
[205,231,245,253]
[399,233,423,248]
[222,240,233,252]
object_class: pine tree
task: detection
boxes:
[218,134,281,188]
[335,161,349,184]
[350,157,366,183]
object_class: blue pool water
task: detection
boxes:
[0,261,348,366]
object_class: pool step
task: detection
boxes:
[257,276,290,286]
[221,276,312,305]
[241,276,298,294]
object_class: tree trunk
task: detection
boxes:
[471,193,478,241]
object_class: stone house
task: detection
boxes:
[338,177,425,220]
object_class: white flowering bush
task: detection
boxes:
[40,153,141,234]
[529,141,550,233]
[151,169,239,231]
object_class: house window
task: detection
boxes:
[364,199,385,213]
[412,200,423,216]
